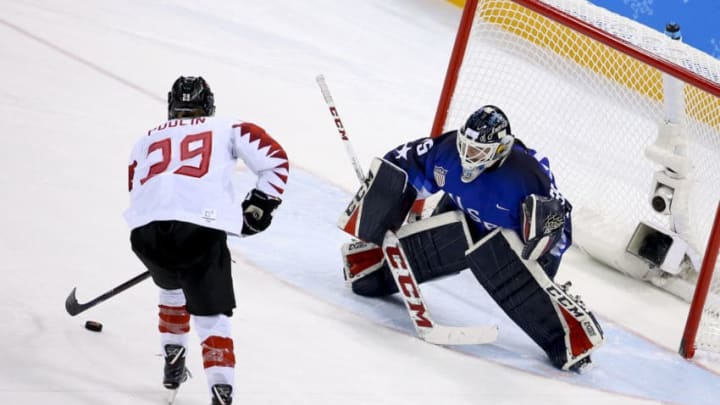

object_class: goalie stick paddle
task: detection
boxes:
[381,230,498,345]
[65,271,151,316]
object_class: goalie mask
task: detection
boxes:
[168,76,216,119]
[456,105,514,182]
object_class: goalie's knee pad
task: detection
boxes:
[341,211,473,297]
[337,158,417,245]
[466,228,604,371]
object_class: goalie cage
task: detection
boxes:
[431,0,720,360]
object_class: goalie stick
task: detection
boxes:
[382,230,497,344]
[316,74,366,182]
[318,73,497,345]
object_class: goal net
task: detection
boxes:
[431,0,720,359]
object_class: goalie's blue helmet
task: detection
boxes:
[456,105,514,182]
[168,76,216,119]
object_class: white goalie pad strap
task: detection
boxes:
[341,239,385,283]
[499,229,604,369]
[396,211,473,245]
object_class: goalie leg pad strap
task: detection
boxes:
[338,158,417,245]
[466,228,604,370]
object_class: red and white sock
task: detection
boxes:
[158,288,190,353]
[194,314,235,397]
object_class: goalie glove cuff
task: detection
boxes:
[241,189,281,236]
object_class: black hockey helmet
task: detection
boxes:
[167,76,216,119]
[456,105,514,182]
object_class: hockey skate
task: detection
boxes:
[211,383,233,405]
[163,344,191,404]
[163,344,190,389]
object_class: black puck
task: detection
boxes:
[84,320,103,332]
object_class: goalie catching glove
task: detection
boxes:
[521,194,567,261]
[241,189,281,236]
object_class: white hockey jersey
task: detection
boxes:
[124,116,289,235]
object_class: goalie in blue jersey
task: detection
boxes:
[338,105,604,372]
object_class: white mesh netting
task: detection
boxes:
[441,0,720,353]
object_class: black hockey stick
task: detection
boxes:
[65,270,151,316]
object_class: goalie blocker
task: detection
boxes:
[338,157,417,246]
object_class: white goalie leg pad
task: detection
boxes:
[341,239,385,283]
[381,230,498,345]
[467,228,604,370]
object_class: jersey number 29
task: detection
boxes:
[133,131,213,188]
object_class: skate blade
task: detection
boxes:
[167,388,179,404]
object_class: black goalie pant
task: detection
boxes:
[130,220,236,316]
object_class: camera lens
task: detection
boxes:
[651,195,667,213]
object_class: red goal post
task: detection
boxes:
[431,0,720,359]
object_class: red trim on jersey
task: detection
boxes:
[158,305,190,334]
[270,183,285,195]
[233,122,288,164]
[128,160,138,191]
[274,172,289,184]
[201,336,236,368]
[275,161,290,171]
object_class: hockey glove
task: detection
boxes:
[521,194,565,261]
[241,189,282,236]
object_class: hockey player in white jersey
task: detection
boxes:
[125,76,289,405]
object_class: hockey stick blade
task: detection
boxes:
[421,324,498,345]
[65,271,151,316]
[65,287,104,316]
[65,287,86,316]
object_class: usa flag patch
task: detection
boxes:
[434,166,448,187]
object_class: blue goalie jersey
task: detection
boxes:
[383,131,572,257]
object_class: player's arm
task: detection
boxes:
[231,122,289,235]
